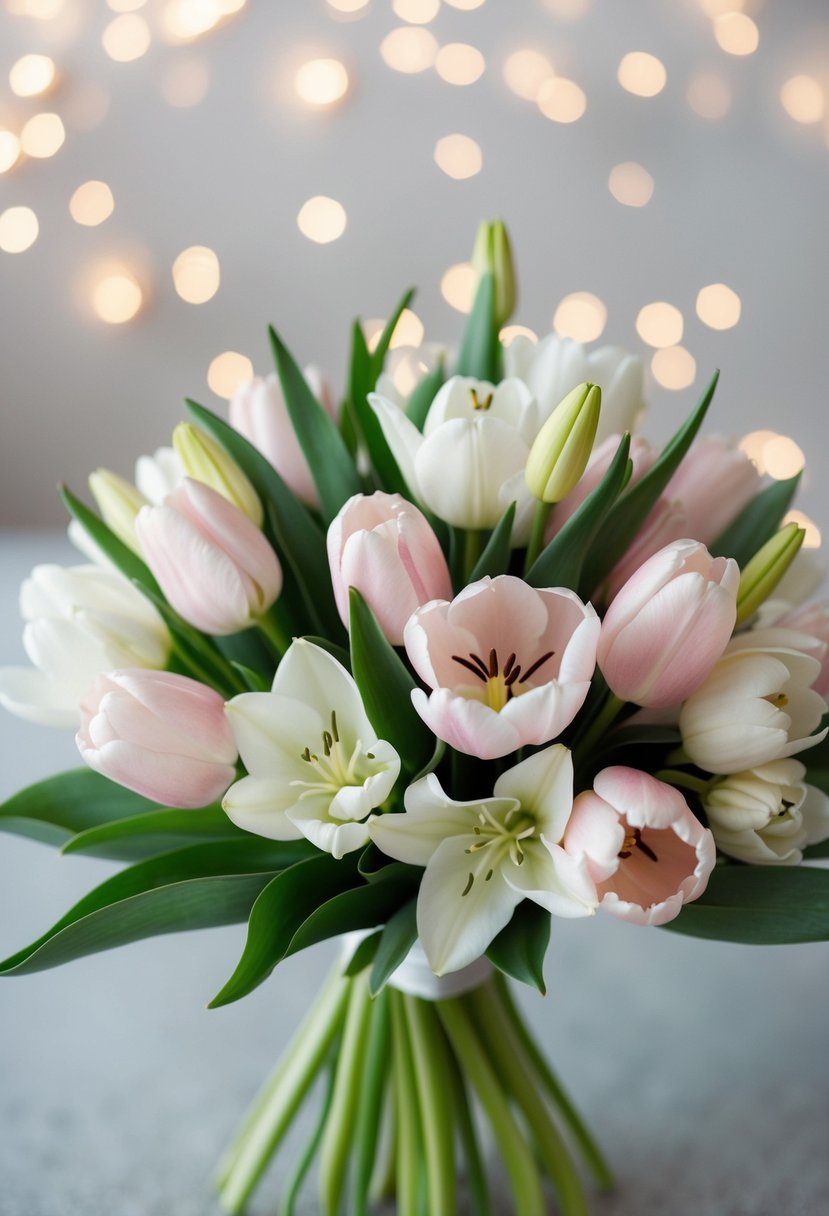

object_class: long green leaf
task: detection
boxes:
[347,315,408,495]
[581,371,719,593]
[710,473,802,566]
[455,272,500,383]
[61,804,243,861]
[369,896,418,996]
[0,839,303,976]
[370,287,416,381]
[0,768,157,849]
[60,485,161,596]
[527,434,631,592]
[348,588,432,774]
[185,399,341,639]
[470,502,516,581]
[406,359,445,431]
[209,854,362,1007]
[486,901,550,993]
[269,325,361,521]
[286,876,415,959]
[665,864,829,944]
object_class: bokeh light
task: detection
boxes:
[608,162,654,207]
[687,74,732,119]
[738,430,779,473]
[297,196,347,243]
[69,181,115,227]
[441,262,475,313]
[161,57,211,107]
[108,0,148,11]
[503,49,553,101]
[91,269,143,324]
[434,133,482,179]
[617,52,667,97]
[713,12,759,56]
[696,283,741,330]
[553,292,607,341]
[20,112,65,158]
[390,308,425,348]
[542,0,591,17]
[7,0,67,16]
[783,510,821,548]
[0,130,21,174]
[537,77,586,123]
[9,54,56,98]
[295,58,349,106]
[0,206,39,254]
[500,324,538,345]
[651,346,696,390]
[208,351,254,399]
[392,0,440,21]
[763,435,805,480]
[326,0,369,12]
[780,76,824,125]
[380,27,438,74]
[435,43,485,86]
[172,245,221,303]
[636,301,683,347]
[102,13,151,61]
[444,0,485,9]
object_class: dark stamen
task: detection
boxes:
[322,731,333,757]
[461,873,474,897]
[635,836,659,863]
[504,666,522,687]
[489,648,498,678]
[503,652,517,678]
[330,710,339,744]
[301,747,312,762]
[485,869,494,882]
[452,654,488,682]
[519,650,555,683]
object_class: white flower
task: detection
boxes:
[0,563,171,728]
[135,446,184,504]
[369,745,595,976]
[370,375,540,531]
[504,334,645,444]
[704,759,829,865]
[223,639,400,859]
[679,637,828,775]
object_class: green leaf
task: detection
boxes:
[347,316,408,495]
[369,896,418,996]
[286,876,414,959]
[343,930,382,977]
[526,434,631,592]
[665,864,829,944]
[0,840,303,977]
[348,588,432,773]
[60,485,161,597]
[455,272,501,383]
[486,901,550,994]
[710,473,802,566]
[0,769,158,849]
[581,371,719,594]
[61,804,243,861]
[803,840,829,860]
[185,399,341,639]
[469,502,516,581]
[406,359,445,431]
[209,853,363,1007]
[369,287,416,381]
[269,325,361,521]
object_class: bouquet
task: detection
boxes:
[2,221,828,1216]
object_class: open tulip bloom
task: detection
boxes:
[3,222,829,1216]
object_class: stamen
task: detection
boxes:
[452,654,488,682]
[322,730,333,756]
[330,710,339,744]
[461,873,474,897]
[635,836,659,863]
[489,648,498,678]
[519,650,555,683]
[504,666,522,687]
[469,388,493,411]
[485,869,494,882]
[503,652,517,678]
[768,692,789,708]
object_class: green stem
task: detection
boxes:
[437,997,547,1216]
[169,636,233,694]
[390,989,425,1216]
[493,973,614,1190]
[463,528,488,583]
[655,768,711,796]
[573,692,626,767]
[351,988,392,1215]
[370,1081,398,1203]
[257,609,290,662]
[466,983,589,1216]
[443,1023,493,1216]
[666,745,691,767]
[279,1055,338,1216]
[318,972,374,1216]
[524,499,552,574]
[403,996,457,1216]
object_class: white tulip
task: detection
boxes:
[223,639,400,859]
[704,759,829,865]
[679,640,828,775]
[135,445,184,505]
[0,564,171,728]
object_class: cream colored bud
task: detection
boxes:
[172,423,263,527]
[89,469,148,553]
[524,382,601,503]
[736,522,805,626]
[471,218,516,328]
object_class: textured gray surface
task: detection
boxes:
[1,531,828,1216]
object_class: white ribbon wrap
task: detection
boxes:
[341,931,492,1002]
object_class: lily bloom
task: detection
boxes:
[369,745,595,975]
[564,766,716,925]
[404,574,600,759]
[223,639,400,859]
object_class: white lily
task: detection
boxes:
[0,563,171,728]
[369,745,595,976]
[369,375,539,531]
[704,759,829,865]
[223,639,400,859]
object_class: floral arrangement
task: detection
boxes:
[2,221,829,1216]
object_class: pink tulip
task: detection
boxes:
[598,539,739,708]
[604,496,688,602]
[547,434,656,540]
[665,435,761,546]
[404,574,600,759]
[776,603,829,696]
[77,669,238,808]
[230,368,334,507]
[328,492,453,645]
[135,478,282,636]
[564,766,716,925]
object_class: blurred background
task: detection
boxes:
[1,0,828,532]
[2,3,829,1213]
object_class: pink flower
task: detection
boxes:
[776,603,829,695]
[598,539,740,708]
[327,492,452,645]
[604,496,688,602]
[135,478,282,636]
[404,574,600,759]
[77,669,238,808]
[547,434,656,539]
[564,767,716,925]
[665,435,762,546]
[229,368,334,507]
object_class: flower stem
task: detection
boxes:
[350,988,392,1215]
[257,609,290,662]
[279,1055,338,1216]
[443,1023,493,1216]
[403,995,458,1216]
[655,768,711,796]
[463,528,488,583]
[390,989,425,1216]
[524,500,552,574]
[573,692,626,767]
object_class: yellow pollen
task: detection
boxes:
[469,387,493,411]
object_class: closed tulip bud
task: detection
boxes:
[736,523,805,626]
[525,382,602,504]
[135,479,282,636]
[328,492,452,644]
[89,469,149,553]
[704,760,829,865]
[77,669,238,807]
[471,218,516,328]
[172,423,263,527]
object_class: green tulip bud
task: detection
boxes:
[172,423,263,527]
[524,382,602,504]
[88,469,148,553]
[471,219,516,329]
[735,522,805,626]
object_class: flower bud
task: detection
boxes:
[471,218,516,328]
[327,492,452,644]
[172,423,263,527]
[735,522,805,626]
[524,382,601,504]
[77,669,238,807]
[704,759,829,865]
[135,479,282,635]
[89,469,149,553]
